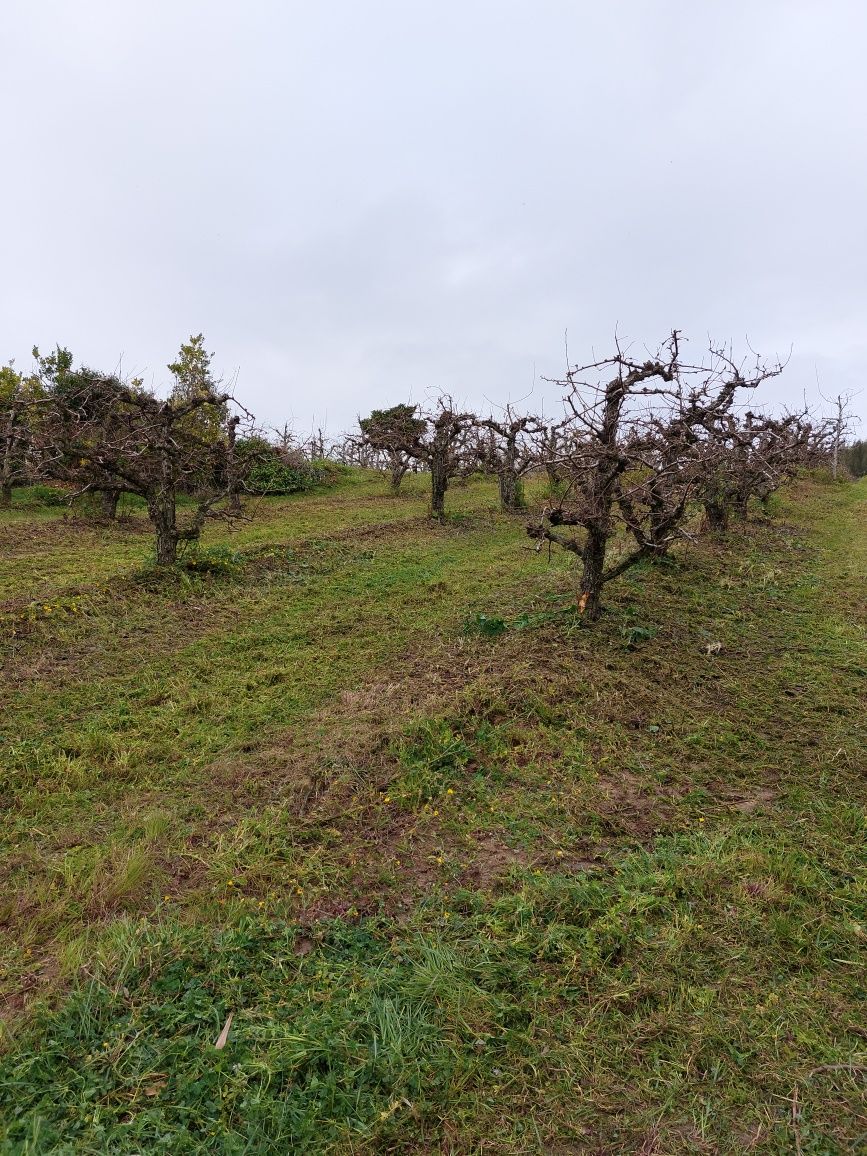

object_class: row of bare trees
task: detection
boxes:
[0,330,850,612]
[355,333,839,618]
[356,401,542,515]
[524,334,823,618]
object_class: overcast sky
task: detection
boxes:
[2,0,865,434]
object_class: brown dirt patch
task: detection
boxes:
[728,787,778,813]
[0,513,149,559]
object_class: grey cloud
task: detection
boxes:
[2,0,864,431]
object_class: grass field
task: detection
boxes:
[1,472,865,1153]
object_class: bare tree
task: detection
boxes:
[273,423,297,454]
[307,428,327,461]
[537,417,573,492]
[225,413,243,514]
[339,432,382,468]
[527,333,683,619]
[359,404,426,492]
[690,398,813,534]
[361,399,474,515]
[474,407,540,512]
[35,348,251,565]
[828,392,857,480]
[415,400,476,516]
[627,343,788,533]
[527,335,791,618]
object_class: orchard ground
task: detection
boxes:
[0,471,865,1154]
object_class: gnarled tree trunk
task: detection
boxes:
[148,490,180,565]
[578,528,607,621]
[498,468,524,512]
[389,454,408,494]
[498,434,525,512]
[703,500,729,534]
[430,454,448,517]
[99,489,120,519]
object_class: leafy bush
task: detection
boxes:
[21,484,69,508]
[464,601,581,638]
[237,438,326,495]
[134,544,244,588]
[245,457,322,495]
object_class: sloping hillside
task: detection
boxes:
[1,475,865,1153]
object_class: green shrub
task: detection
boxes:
[237,438,329,495]
[21,484,70,508]
[245,457,322,495]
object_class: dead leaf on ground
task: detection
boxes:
[214,1011,234,1050]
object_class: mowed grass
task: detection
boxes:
[0,471,865,1153]
[0,471,460,600]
